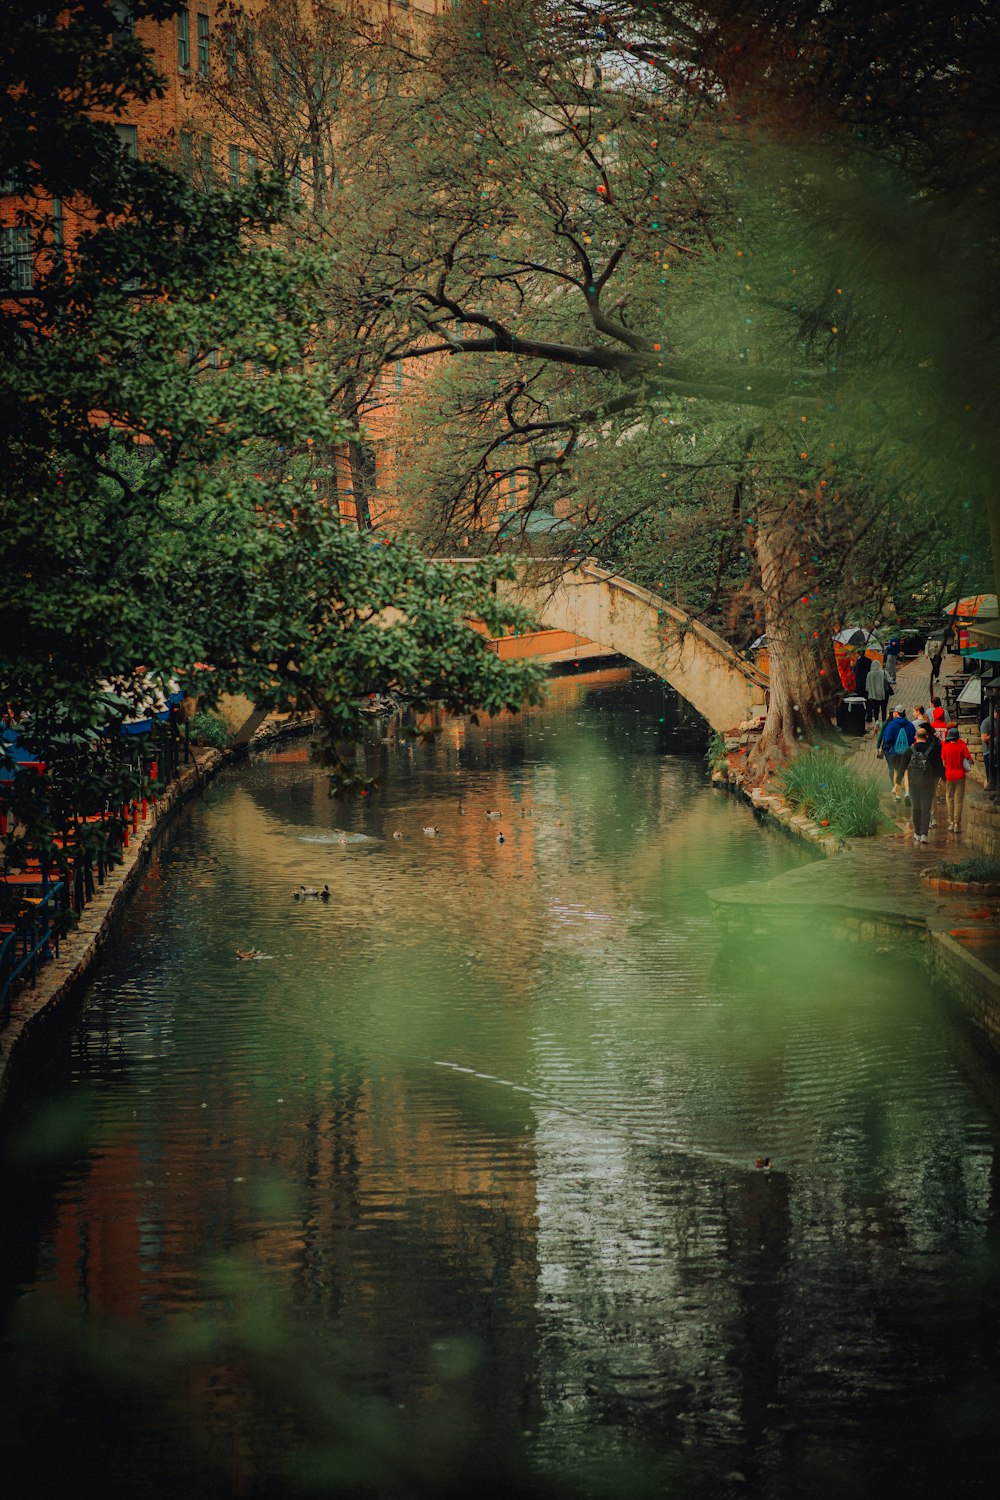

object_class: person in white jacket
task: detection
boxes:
[865,657,887,725]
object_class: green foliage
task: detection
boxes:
[1,3,546,864]
[776,749,891,838]
[927,857,1000,885]
[187,711,231,751]
[706,732,728,772]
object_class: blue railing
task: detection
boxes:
[0,881,67,1027]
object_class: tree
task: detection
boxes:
[184,0,997,764]
[1,0,544,873]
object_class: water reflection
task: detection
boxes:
[2,670,1000,1499]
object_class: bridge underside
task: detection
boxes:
[499,561,767,734]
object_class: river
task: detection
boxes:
[2,669,999,1500]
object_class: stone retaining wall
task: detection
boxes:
[928,932,1000,1053]
[963,798,1000,860]
[0,747,224,1103]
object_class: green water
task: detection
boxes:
[2,669,1000,1500]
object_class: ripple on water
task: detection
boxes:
[5,674,1000,1500]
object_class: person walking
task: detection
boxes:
[879,707,915,800]
[941,725,973,833]
[883,647,898,698]
[853,651,872,700]
[930,696,947,729]
[898,725,943,845]
[865,656,887,725]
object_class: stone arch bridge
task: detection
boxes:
[225,557,767,744]
[493,559,767,734]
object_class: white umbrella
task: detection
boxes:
[834,627,883,650]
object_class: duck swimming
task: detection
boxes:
[293,884,329,900]
[485,809,503,820]
[496,832,506,845]
[422,826,439,837]
[236,948,262,961]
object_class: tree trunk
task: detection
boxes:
[748,495,831,775]
[347,430,375,531]
[340,375,375,531]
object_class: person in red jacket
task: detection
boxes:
[941,726,973,833]
[930,697,948,729]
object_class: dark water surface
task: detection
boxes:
[3,671,1000,1500]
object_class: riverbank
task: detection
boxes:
[710,653,1000,1052]
[0,746,228,1103]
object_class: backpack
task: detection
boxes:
[909,742,932,775]
[892,724,910,755]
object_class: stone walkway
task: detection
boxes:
[710,652,1000,1046]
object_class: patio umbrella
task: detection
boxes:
[834,627,884,650]
[943,593,999,619]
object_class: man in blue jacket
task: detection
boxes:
[880,707,916,799]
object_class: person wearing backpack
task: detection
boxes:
[899,725,944,844]
[941,725,973,833]
[880,708,915,798]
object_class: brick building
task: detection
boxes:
[2,0,458,529]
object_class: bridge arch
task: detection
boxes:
[497,560,767,733]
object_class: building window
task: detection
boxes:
[200,134,214,186]
[197,13,209,78]
[52,196,63,257]
[1,226,34,291]
[177,9,190,72]
[1,163,26,196]
[228,145,240,186]
[245,149,258,179]
[226,29,237,80]
[395,359,403,392]
[115,123,139,159]
[179,130,194,178]
[110,0,134,42]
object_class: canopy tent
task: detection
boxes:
[0,726,45,783]
[97,674,184,736]
[944,593,998,619]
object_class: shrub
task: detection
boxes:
[187,710,232,750]
[706,731,728,772]
[776,748,891,838]
[926,857,1000,883]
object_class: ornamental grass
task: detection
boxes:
[926,857,1000,884]
[776,748,891,838]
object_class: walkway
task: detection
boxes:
[710,651,1000,1048]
